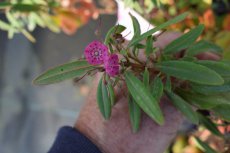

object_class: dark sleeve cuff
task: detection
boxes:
[48,126,102,153]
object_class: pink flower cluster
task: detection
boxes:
[84,41,119,77]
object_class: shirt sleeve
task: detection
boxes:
[48,126,102,153]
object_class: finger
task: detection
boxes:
[196,52,221,60]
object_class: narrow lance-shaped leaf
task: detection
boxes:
[194,137,218,153]
[179,90,230,109]
[150,76,163,102]
[185,40,223,56]
[21,29,36,43]
[197,113,222,137]
[191,81,230,95]
[212,104,230,122]
[128,12,188,47]
[145,35,154,56]
[164,25,204,54]
[196,60,230,77]
[165,76,172,91]
[6,12,22,28]
[105,75,115,106]
[125,72,164,125]
[128,95,141,133]
[0,20,11,31]
[156,60,224,85]
[97,77,111,120]
[129,13,141,38]
[104,24,126,45]
[0,2,11,9]
[12,4,40,12]
[165,91,199,124]
[33,60,94,85]
[143,68,150,89]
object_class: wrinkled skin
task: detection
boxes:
[75,32,220,153]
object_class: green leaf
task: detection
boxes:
[128,95,141,133]
[136,43,145,49]
[179,91,230,109]
[128,12,189,47]
[12,4,40,12]
[212,104,230,122]
[143,68,150,88]
[104,24,126,45]
[105,75,115,106]
[194,137,217,153]
[8,27,15,39]
[180,56,197,62]
[0,2,11,9]
[97,77,111,120]
[164,25,204,54]
[197,113,222,137]
[129,13,141,38]
[165,76,172,91]
[21,29,36,43]
[125,72,164,125]
[196,60,230,77]
[145,35,154,56]
[150,76,163,102]
[166,91,199,124]
[33,60,94,85]
[0,20,11,31]
[31,13,45,27]
[6,12,22,28]
[156,61,224,85]
[185,40,223,56]
[191,82,230,94]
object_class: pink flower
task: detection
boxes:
[84,41,109,65]
[104,54,119,77]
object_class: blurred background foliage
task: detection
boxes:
[0,0,229,153]
[0,0,116,42]
[123,0,230,60]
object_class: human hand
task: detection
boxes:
[75,32,219,153]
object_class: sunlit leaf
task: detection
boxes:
[21,29,36,43]
[0,2,11,9]
[156,61,224,85]
[125,71,164,125]
[12,4,40,12]
[164,25,204,54]
[6,12,22,28]
[0,20,11,31]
